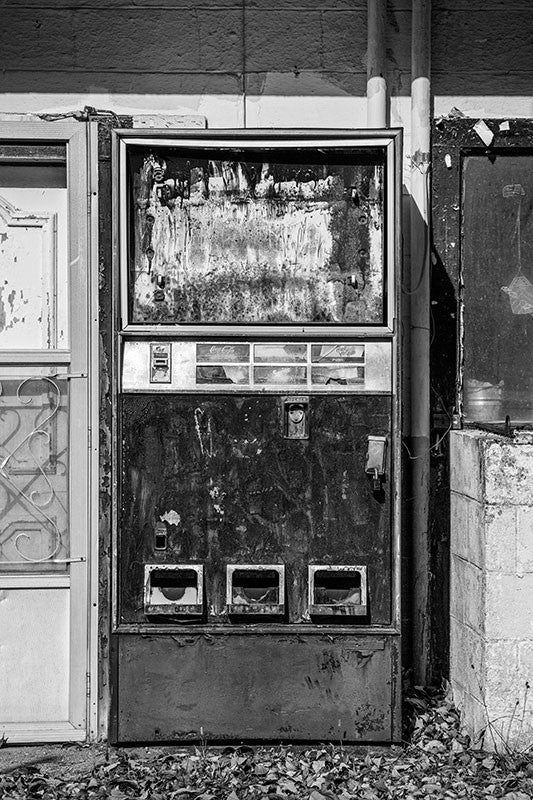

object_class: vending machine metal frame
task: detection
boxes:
[110,128,402,743]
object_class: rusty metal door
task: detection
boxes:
[112,130,402,742]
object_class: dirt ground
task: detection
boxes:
[0,742,108,778]
[0,743,217,778]
[0,742,382,779]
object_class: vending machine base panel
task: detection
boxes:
[114,632,400,743]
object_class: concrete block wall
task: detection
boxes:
[1,1,532,128]
[450,429,533,751]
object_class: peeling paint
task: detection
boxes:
[0,287,5,333]
[0,192,65,348]
[160,510,181,526]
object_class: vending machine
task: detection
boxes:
[112,129,402,742]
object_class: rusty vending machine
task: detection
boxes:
[112,129,402,742]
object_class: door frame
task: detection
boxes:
[0,121,99,743]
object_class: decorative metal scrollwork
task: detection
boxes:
[0,377,64,564]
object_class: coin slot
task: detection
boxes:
[154,522,167,551]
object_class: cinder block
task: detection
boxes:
[485,710,533,753]
[484,441,533,506]
[517,507,533,574]
[451,433,533,751]
[484,506,517,574]
[459,691,489,749]
[384,9,411,75]
[247,0,357,8]
[0,70,244,97]
[245,10,323,71]
[0,10,76,69]
[72,9,243,72]
[451,492,484,568]
[450,617,484,699]
[451,554,484,633]
[433,10,533,78]
[517,641,533,683]
[321,11,367,71]
[485,640,520,712]
[450,431,484,501]
[485,574,533,639]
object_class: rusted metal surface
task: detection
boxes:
[462,154,533,423]
[118,394,391,626]
[430,118,533,681]
[116,633,397,742]
[98,117,133,739]
[128,148,385,325]
[111,131,400,744]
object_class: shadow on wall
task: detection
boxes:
[429,245,456,682]
[400,184,457,683]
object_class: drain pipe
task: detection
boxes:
[367,0,387,127]
[410,0,432,684]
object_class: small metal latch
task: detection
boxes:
[365,435,387,492]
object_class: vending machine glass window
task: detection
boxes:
[124,142,388,327]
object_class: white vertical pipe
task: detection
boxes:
[367,0,387,128]
[410,0,432,684]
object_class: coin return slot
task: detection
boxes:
[308,565,367,617]
[154,522,167,551]
[226,565,285,616]
[144,564,203,617]
[150,343,171,384]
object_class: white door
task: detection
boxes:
[0,123,94,742]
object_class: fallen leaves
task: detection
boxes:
[2,689,533,799]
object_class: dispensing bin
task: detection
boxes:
[144,564,203,617]
[308,565,367,617]
[226,564,285,616]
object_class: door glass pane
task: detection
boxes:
[0,155,68,349]
[463,155,533,422]
[0,376,69,571]
[127,145,386,325]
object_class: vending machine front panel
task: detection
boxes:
[112,130,402,743]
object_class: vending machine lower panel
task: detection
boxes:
[115,633,400,742]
